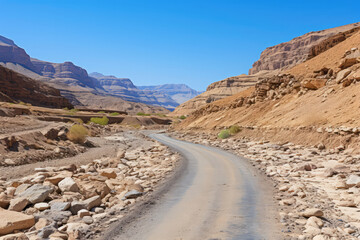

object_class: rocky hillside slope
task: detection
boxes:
[138,84,203,104]
[177,29,360,149]
[90,73,179,110]
[249,22,360,75]
[171,71,275,116]
[172,22,360,116]
[0,65,73,108]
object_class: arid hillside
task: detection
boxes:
[172,22,360,117]
[176,26,360,150]
[170,71,275,116]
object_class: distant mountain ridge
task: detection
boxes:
[137,84,203,104]
[0,35,202,112]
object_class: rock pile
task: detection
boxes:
[0,137,179,239]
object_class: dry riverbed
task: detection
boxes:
[0,129,180,240]
[170,130,360,240]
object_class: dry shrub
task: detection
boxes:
[67,124,88,144]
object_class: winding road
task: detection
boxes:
[105,134,281,240]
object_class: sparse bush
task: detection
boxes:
[218,129,230,139]
[109,112,120,116]
[154,113,167,117]
[179,115,187,120]
[63,107,69,111]
[229,125,241,134]
[69,108,79,113]
[67,124,88,144]
[98,111,105,114]
[73,118,84,124]
[137,112,150,116]
[90,116,109,125]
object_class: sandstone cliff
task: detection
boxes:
[248,22,360,75]
[0,65,73,108]
[171,71,275,116]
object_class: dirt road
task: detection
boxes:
[105,134,281,240]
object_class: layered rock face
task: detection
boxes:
[0,65,73,108]
[0,36,36,72]
[171,72,273,116]
[90,73,179,110]
[31,59,101,89]
[138,84,203,104]
[249,22,360,75]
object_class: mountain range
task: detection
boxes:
[0,35,201,112]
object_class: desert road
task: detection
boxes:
[105,134,281,240]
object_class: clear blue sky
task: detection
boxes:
[1,0,359,91]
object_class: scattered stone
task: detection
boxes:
[123,190,143,200]
[18,184,53,204]
[0,208,35,235]
[8,197,29,212]
[58,177,79,192]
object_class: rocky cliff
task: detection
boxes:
[90,73,180,110]
[0,36,37,72]
[248,22,360,75]
[0,65,73,108]
[171,72,274,116]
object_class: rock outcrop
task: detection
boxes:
[171,72,274,116]
[249,22,360,75]
[0,65,73,108]
[0,36,37,72]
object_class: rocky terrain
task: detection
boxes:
[249,22,360,75]
[0,128,180,239]
[171,131,360,239]
[0,65,72,109]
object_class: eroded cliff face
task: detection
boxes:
[0,65,73,108]
[171,72,274,116]
[248,22,360,75]
[91,73,180,110]
[31,59,102,89]
[0,36,37,72]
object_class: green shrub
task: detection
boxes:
[218,129,230,139]
[98,111,105,114]
[137,112,150,116]
[229,125,241,134]
[63,107,69,111]
[154,113,167,117]
[179,115,187,120]
[67,125,88,144]
[109,112,120,116]
[69,108,79,113]
[90,116,109,125]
